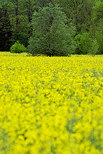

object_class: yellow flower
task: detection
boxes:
[0,52,103,154]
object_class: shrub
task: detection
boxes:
[95,32,103,54]
[75,33,99,55]
[89,39,99,55]
[10,41,26,53]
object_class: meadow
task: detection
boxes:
[0,52,103,154]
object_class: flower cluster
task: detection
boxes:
[0,52,103,154]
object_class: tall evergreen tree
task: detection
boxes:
[0,4,12,51]
[8,0,29,45]
[24,0,35,36]
[53,0,94,33]
[90,1,103,53]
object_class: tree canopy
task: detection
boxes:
[0,0,103,55]
[28,4,76,56]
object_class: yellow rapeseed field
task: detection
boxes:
[0,52,103,154]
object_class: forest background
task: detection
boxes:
[0,0,103,56]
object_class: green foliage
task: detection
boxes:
[90,1,103,54]
[28,4,76,56]
[66,117,77,134]
[0,128,11,153]
[52,0,94,33]
[94,1,103,54]
[90,39,99,55]
[93,1,103,22]
[0,0,102,55]
[75,33,99,55]
[96,33,103,54]
[10,41,26,53]
[7,0,30,46]
[0,4,12,51]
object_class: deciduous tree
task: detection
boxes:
[28,4,76,56]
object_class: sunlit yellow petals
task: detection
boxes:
[0,52,103,153]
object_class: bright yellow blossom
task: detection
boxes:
[0,52,103,154]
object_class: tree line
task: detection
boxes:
[0,0,103,56]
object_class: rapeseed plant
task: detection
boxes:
[0,52,103,154]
